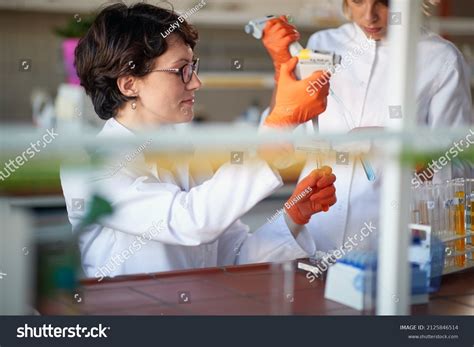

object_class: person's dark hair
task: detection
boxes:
[75,2,199,120]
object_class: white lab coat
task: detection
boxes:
[60,118,316,278]
[263,23,472,253]
[301,23,472,252]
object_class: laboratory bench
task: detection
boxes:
[37,261,474,316]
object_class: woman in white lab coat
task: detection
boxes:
[60,3,336,278]
[262,0,472,252]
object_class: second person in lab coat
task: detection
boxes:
[60,2,336,278]
[261,0,472,252]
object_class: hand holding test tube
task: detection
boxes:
[285,166,337,225]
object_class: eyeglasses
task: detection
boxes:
[148,58,200,84]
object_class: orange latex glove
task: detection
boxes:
[285,166,337,225]
[262,15,300,82]
[264,57,331,128]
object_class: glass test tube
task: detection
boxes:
[425,182,438,238]
[360,155,376,182]
[454,179,466,268]
[432,184,442,239]
[466,179,473,235]
[466,179,473,260]
[435,184,445,240]
[441,181,454,268]
[419,183,429,225]
[410,185,420,224]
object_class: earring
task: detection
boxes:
[131,101,137,110]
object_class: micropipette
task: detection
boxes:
[245,15,376,182]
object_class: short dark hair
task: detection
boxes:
[75,2,199,120]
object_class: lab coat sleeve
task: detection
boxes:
[306,32,321,50]
[428,49,473,127]
[216,214,316,266]
[428,49,473,181]
[73,158,283,247]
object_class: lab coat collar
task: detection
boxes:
[100,118,193,187]
[97,117,159,178]
[102,117,136,138]
[379,33,389,47]
[351,23,376,47]
[346,22,428,48]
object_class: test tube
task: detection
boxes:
[410,185,421,224]
[449,180,457,268]
[425,182,439,238]
[466,178,473,260]
[453,179,466,268]
[432,184,442,239]
[466,179,473,236]
[440,181,453,267]
[360,155,376,181]
[437,183,447,239]
[447,180,457,239]
[418,183,429,225]
[304,140,327,210]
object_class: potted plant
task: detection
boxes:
[54,15,94,85]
